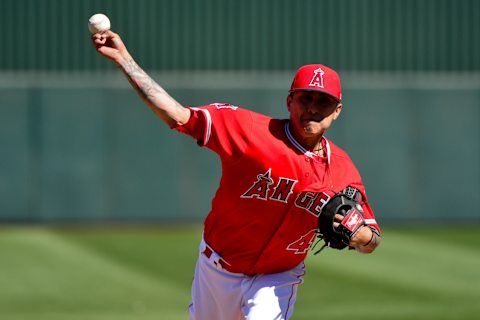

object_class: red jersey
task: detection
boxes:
[174,104,380,275]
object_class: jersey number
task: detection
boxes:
[287,230,317,254]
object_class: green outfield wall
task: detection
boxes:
[1,0,479,223]
[0,0,479,72]
[1,73,479,223]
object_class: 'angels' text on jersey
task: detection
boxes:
[241,169,331,217]
[241,169,298,203]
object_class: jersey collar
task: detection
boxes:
[284,122,331,164]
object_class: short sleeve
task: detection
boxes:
[173,103,253,161]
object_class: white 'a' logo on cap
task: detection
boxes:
[309,68,325,88]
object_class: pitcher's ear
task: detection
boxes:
[333,103,343,120]
[286,93,293,112]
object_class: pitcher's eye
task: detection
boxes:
[300,95,312,104]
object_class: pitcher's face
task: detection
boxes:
[287,91,342,138]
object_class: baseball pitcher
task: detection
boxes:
[92,29,381,320]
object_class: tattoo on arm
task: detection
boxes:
[120,57,182,109]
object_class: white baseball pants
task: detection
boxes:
[189,239,305,320]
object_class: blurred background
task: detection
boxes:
[0,0,479,319]
[0,0,479,223]
[1,0,479,223]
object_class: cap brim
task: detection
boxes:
[289,88,341,102]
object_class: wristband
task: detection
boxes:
[362,231,375,247]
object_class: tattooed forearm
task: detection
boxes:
[121,57,167,101]
[116,57,187,126]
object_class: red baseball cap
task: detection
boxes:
[289,64,342,102]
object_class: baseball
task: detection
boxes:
[88,13,111,34]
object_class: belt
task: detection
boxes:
[202,246,233,272]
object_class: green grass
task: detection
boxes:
[0,226,479,320]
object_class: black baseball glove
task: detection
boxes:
[314,193,366,254]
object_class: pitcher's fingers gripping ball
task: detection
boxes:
[88,13,111,34]
[88,15,127,63]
